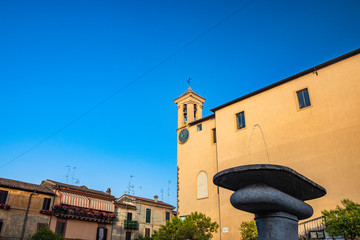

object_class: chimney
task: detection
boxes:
[106,188,111,195]
[154,195,158,202]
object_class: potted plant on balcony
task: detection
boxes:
[40,209,53,215]
[0,203,11,210]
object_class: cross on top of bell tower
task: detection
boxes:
[187,77,192,86]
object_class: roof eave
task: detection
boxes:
[188,114,215,126]
[211,48,360,112]
[173,90,206,103]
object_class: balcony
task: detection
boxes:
[124,220,139,230]
[50,205,116,224]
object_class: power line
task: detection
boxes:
[0,0,256,169]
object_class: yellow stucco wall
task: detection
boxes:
[0,187,53,212]
[177,117,221,239]
[112,197,176,240]
[0,187,53,239]
[176,52,360,240]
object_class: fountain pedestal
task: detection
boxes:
[213,164,326,240]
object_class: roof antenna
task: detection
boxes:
[167,180,172,203]
[71,167,79,185]
[65,166,71,183]
[126,175,134,194]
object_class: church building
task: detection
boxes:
[175,48,360,240]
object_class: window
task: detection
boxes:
[183,104,187,122]
[97,227,108,240]
[197,124,202,131]
[197,171,209,199]
[165,212,170,221]
[42,198,51,210]
[146,208,151,223]
[212,129,216,143]
[236,111,246,129]
[0,190,8,204]
[296,88,311,109]
[145,228,151,237]
[127,212,132,221]
[55,220,66,236]
[126,231,132,240]
[194,104,197,120]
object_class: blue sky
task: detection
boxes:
[0,0,359,207]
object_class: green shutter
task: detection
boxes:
[146,209,151,223]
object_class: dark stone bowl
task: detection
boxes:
[213,164,326,201]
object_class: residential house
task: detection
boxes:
[41,180,116,240]
[112,195,175,240]
[0,177,54,239]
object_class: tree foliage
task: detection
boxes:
[239,220,258,240]
[31,226,64,240]
[152,212,219,240]
[322,199,360,240]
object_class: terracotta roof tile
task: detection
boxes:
[0,177,54,195]
[121,194,175,209]
[42,179,114,199]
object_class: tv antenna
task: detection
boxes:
[127,175,134,194]
[71,167,80,185]
[167,180,172,203]
[65,166,71,183]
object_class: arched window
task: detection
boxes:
[194,104,197,120]
[197,171,208,199]
[183,104,187,122]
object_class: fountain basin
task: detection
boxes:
[213,164,326,201]
[213,164,326,240]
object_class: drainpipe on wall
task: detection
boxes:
[20,190,37,240]
[48,190,57,230]
[110,202,116,240]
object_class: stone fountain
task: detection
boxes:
[213,164,326,240]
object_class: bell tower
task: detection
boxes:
[174,86,205,128]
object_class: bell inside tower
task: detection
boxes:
[183,104,187,122]
[194,104,197,121]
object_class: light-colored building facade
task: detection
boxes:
[42,180,116,240]
[0,177,55,239]
[175,49,360,240]
[112,195,176,240]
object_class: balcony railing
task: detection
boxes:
[299,216,326,239]
[49,205,116,224]
[124,220,139,230]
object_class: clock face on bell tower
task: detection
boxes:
[179,129,189,143]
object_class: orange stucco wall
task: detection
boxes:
[176,53,360,240]
[49,218,111,240]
